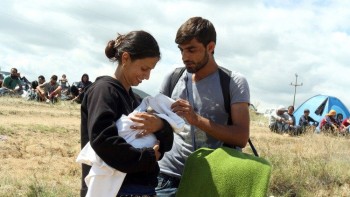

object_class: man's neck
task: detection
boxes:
[192,60,218,82]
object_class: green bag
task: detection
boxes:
[176,147,271,197]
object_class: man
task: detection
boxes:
[299,108,319,132]
[26,75,46,101]
[269,105,289,133]
[36,75,62,103]
[156,17,250,196]
[0,68,23,96]
[38,75,46,85]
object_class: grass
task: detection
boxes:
[0,97,349,196]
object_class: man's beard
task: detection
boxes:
[185,51,209,73]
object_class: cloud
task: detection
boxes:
[1,0,350,111]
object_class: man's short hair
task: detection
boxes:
[304,109,310,113]
[38,75,45,81]
[51,75,58,81]
[175,16,216,47]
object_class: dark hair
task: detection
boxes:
[105,30,160,64]
[288,106,294,110]
[81,73,89,81]
[51,75,58,81]
[337,113,343,118]
[38,75,45,81]
[175,17,216,47]
[31,80,39,89]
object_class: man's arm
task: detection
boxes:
[2,78,10,89]
[172,100,249,148]
[15,79,23,92]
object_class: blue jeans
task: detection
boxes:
[155,173,179,197]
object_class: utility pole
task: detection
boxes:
[290,73,303,107]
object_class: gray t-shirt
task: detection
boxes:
[158,68,250,178]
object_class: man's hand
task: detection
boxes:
[171,99,198,125]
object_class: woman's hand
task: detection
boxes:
[130,112,164,136]
[153,141,161,161]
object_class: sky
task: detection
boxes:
[1,0,350,112]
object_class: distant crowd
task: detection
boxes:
[268,105,350,136]
[0,67,92,104]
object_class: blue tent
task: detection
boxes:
[294,94,350,127]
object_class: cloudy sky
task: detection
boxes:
[1,0,350,111]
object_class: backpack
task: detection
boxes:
[166,66,259,157]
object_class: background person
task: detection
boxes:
[319,109,340,132]
[341,117,350,133]
[26,75,46,101]
[299,108,319,133]
[71,73,92,103]
[59,74,70,95]
[269,105,289,133]
[36,75,62,103]
[80,30,174,197]
[0,68,23,96]
[284,105,302,135]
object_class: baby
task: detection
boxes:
[76,93,185,197]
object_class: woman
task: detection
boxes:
[71,73,92,103]
[80,30,174,197]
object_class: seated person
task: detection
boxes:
[341,117,350,133]
[36,75,62,103]
[269,105,289,133]
[71,73,92,103]
[336,113,344,131]
[0,68,23,96]
[76,93,185,197]
[285,105,302,135]
[319,109,340,132]
[299,109,319,130]
[59,74,70,95]
[26,75,45,101]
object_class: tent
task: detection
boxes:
[293,94,350,127]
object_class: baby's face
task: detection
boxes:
[146,107,157,114]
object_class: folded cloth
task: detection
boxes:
[176,147,272,197]
[133,93,185,133]
[76,93,185,197]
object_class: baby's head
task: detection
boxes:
[146,106,157,114]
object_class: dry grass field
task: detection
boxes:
[0,97,349,196]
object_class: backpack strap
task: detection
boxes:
[167,67,186,97]
[218,67,259,157]
[218,66,232,125]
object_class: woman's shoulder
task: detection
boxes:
[87,76,123,92]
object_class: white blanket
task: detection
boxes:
[76,93,184,197]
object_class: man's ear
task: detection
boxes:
[207,41,216,54]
